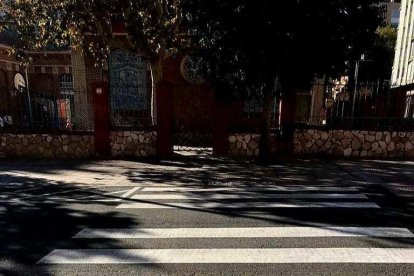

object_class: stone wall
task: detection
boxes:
[110,131,157,158]
[0,133,94,158]
[0,131,158,159]
[229,133,260,158]
[294,129,414,158]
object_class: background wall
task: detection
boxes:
[294,129,414,158]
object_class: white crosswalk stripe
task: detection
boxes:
[119,185,379,209]
[117,201,380,209]
[131,193,368,200]
[141,186,360,193]
[38,184,414,265]
[74,227,414,239]
[39,248,414,264]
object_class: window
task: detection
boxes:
[411,41,414,58]
[405,91,414,118]
[391,9,400,27]
[60,74,73,95]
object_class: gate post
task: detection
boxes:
[92,82,111,158]
[213,98,229,156]
[156,81,174,158]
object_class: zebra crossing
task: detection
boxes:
[40,248,414,264]
[117,185,379,209]
[38,184,414,266]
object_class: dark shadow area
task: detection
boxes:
[336,159,414,199]
[0,156,413,274]
[0,172,161,276]
[118,155,414,247]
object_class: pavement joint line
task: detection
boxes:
[0,186,46,194]
[1,186,144,202]
[16,186,98,200]
[76,189,134,200]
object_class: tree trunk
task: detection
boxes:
[258,90,273,164]
[279,88,296,154]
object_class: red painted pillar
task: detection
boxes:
[92,82,111,158]
[156,81,174,158]
[213,99,229,156]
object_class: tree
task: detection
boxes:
[370,26,398,81]
[182,0,384,160]
[0,0,182,82]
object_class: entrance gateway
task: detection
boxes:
[93,50,227,158]
[172,54,214,155]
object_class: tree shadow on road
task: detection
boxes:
[0,157,413,275]
[0,172,160,276]
[120,156,414,248]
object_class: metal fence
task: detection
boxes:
[296,116,414,132]
[0,87,94,133]
[0,68,157,133]
[296,79,414,131]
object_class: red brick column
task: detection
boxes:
[92,82,110,158]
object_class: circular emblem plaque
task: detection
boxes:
[180,55,206,84]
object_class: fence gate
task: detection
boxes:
[171,87,215,154]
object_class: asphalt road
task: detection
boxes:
[0,158,413,275]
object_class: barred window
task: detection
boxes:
[405,91,414,118]
[60,74,74,95]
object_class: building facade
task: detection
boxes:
[391,0,414,118]
[0,46,75,130]
[385,0,401,28]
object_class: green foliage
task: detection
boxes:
[0,0,181,66]
[1,0,385,92]
[376,26,397,51]
[182,0,384,97]
[361,26,398,80]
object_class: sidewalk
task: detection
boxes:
[335,160,414,199]
[1,158,413,199]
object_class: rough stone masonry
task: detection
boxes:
[294,129,414,158]
[0,131,157,159]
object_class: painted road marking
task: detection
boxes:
[119,187,141,199]
[17,186,96,200]
[0,187,142,203]
[2,186,46,194]
[39,248,414,264]
[73,227,414,239]
[45,187,141,202]
[131,193,368,200]
[141,187,360,193]
[76,187,140,202]
[116,201,380,209]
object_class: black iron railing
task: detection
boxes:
[295,116,414,132]
[0,87,94,133]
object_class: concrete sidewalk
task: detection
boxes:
[0,158,413,199]
[335,160,414,199]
